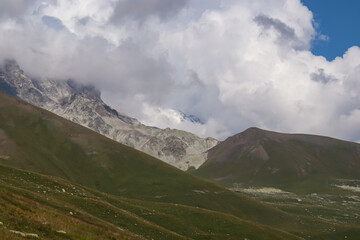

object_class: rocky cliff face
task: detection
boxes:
[0,60,218,170]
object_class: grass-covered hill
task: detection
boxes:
[1,91,360,239]
[194,127,360,194]
[0,92,284,223]
[0,163,305,240]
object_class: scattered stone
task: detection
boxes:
[10,230,25,237]
[334,185,360,193]
[26,233,39,238]
[10,230,39,238]
[297,198,302,202]
[0,221,3,226]
[192,190,209,194]
[239,187,289,195]
[154,195,166,199]
[56,230,66,234]
[62,188,66,193]
[69,211,73,215]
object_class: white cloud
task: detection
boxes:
[153,0,360,141]
[318,34,329,41]
[0,0,359,142]
[0,0,37,18]
[111,0,189,23]
[140,103,230,139]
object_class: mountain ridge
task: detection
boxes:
[2,90,360,239]
[195,127,360,193]
[1,65,360,238]
[0,60,218,170]
[0,90,315,239]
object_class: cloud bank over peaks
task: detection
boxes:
[139,103,230,139]
[0,0,359,142]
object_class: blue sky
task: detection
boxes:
[302,0,360,61]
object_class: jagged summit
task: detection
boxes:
[66,79,102,101]
[179,111,204,124]
[0,60,218,170]
[0,59,138,124]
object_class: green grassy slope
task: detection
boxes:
[194,127,360,194]
[0,164,306,240]
[1,91,360,239]
[0,91,310,237]
[0,92,289,226]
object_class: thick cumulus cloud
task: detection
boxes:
[111,0,189,23]
[0,0,359,142]
[0,0,37,18]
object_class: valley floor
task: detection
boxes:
[231,180,360,239]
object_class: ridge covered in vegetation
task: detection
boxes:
[0,91,359,239]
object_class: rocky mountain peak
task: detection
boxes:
[2,59,19,72]
[66,79,101,101]
[0,60,218,170]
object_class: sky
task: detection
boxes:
[0,0,359,142]
[301,0,360,61]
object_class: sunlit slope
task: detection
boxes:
[0,162,306,239]
[194,127,360,193]
[1,92,360,239]
[0,91,296,230]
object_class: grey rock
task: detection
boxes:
[0,60,218,170]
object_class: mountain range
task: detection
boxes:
[1,60,360,239]
[2,60,360,194]
[0,90,330,240]
[0,60,218,170]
